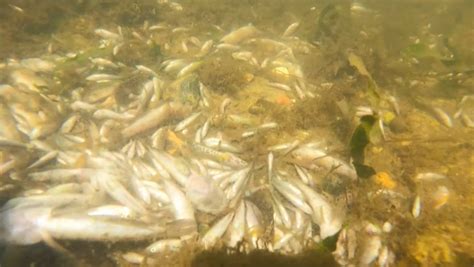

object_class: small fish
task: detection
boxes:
[136,65,158,76]
[432,186,449,209]
[60,115,79,133]
[162,59,188,73]
[241,130,255,138]
[86,74,121,82]
[122,102,189,138]
[225,166,252,201]
[271,194,292,229]
[0,159,16,176]
[131,175,151,205]
[94,29,120,40]
[412,195,421,218]
[268,152,274,179]
[216,43,241,51]
[268,82,292,92]
[226,201,246,247]
[46,183,83,194]
[432,107,453,128]
[0,137,27,148]
[113,43,124,56]
[202,137,241,153]
[93,109,134,121]
[29,168,93,182]
[294,164,312,186]
[221,25,258,44]
[177,61,202,78]
[292,145,357,180]
[359,235,382,266]
[146,239,183,254]
[181,40,189,53]
[143,181,170,204]
[232,51,254,62]
[192,143,247,168]
[169,2,183,11]
[272,177,312,215]
[188,36,201,47]
[162,179,195,222]
[293,82,306,99]
[9,4,24,13]
[201,212,234,249]
[197,40,214,57]
[27,151,58,169]
[199,82,210,107]
[90,58,118,69]
[282,22,300,37]
[87,205,135,219]
[461,113,474,128]
[257,122,278,130]
[268,141,300,153]
[245,201,265,249]
[415,172,447,181]
[175,112,201,132]
[122,252,145,265]
[70,101,96,112]
[0,183,16,193]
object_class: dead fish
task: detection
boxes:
[70,101,96,112]
[146,239,183,254]
[220,25,258,44]
[90,58,119,69]
[412,195,421,218]
[177,61,202,78]
[94,29,121,40]
[122,102,190,138]
[282,22,300,37]
[0,159,16,176]
[60,115,80,133]
[27,151,58,169]
[93,109,134,121]
[432,107,453,128]
[292,145,357,180]
[8,4,24,13]
[162,59,189,73]
[359,235,382,266]
[0,137,27,148]
[415,172,447,181]
[196,40,214,57]
[460,113,474,128]
[432,186,449,210]
[136,65,158,76]
[175,112,201,132]
[86,74,121,82]
[201,212,234,249]
[267,82,292,92]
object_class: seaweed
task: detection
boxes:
[198,54,255,95]
[350,115,377,178]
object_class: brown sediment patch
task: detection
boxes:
[191,249,338,267]
[198,54,255,95]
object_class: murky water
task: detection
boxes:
[0,0,473,266]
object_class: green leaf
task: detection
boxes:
[350,115,377,178]
[321,230,341,252]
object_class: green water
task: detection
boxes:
[0,0,473,266]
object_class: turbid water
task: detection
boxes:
[0,1,473,266]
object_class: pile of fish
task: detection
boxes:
[1,3,466,265]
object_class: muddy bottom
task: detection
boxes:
[0,244,337,267]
